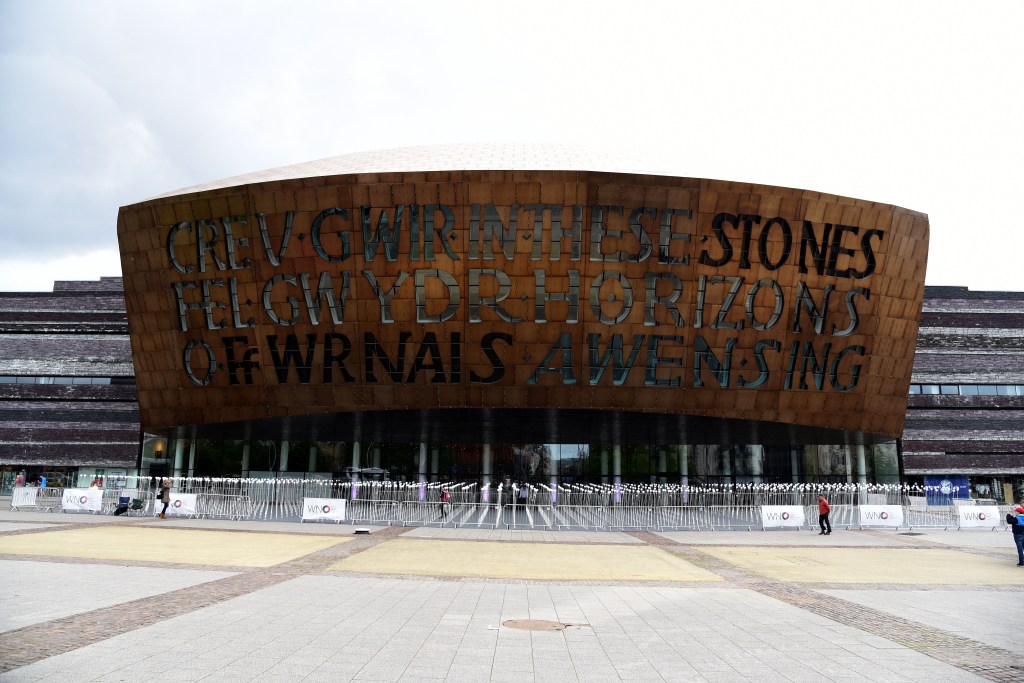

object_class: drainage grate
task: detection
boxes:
[899,532,925,536]
[502,619,589,632]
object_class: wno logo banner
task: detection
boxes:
[154,492,198,517]
[61,488,102,512]
[956,506,1000,529]
[302,497,347,522]
[858,505,903,528]
[760,505,805,528]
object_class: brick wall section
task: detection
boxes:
[0,278,140,468]
[903,286,1024,475]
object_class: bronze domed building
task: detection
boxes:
[114,144,930,485]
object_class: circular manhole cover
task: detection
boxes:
[502,619,588,632]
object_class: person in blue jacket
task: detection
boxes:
[1007,502,1024,567]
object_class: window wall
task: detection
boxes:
[151,437,901,486]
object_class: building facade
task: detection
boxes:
[0,277,140,490]
[113,145,929,489]
[4,279,1021,500]
[0,199,1019,502]
[903,286,1024,502]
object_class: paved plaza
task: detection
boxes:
[0,508,1022,682]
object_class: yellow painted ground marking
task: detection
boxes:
[329,539,721,582]
[699,546,1024,584]
[0,526,350,567]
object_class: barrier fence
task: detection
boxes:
[7,479,1019,531]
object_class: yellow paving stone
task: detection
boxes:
[329,539,722,582]
[0,526,350,567]
[699,546,1024,584]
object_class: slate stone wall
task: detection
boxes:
[0,277,140,468]
[903,286,1024,475]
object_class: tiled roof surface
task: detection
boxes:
[147,143,687,199]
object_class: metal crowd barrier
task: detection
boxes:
[904,506,957,529]
[11,478,1016,532]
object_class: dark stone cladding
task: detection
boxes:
[0,278,140,468]
[902,286,1024,475]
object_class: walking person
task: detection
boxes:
[158,478,171,519]
[1007,501,1024,567]
[14,471,25,488]
[439,487,450,521]
[818,495,832,535]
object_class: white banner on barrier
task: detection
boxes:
[761,505,805,528]
[62,488,103,512]
[155,493,198,517]
[11,487,39,509]
[302,498,346,522]
[859,505,904,527]
[956,505,1000,528]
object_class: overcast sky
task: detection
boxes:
[1,0,1021,292]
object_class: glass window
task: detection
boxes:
[871,443,900,484]
[15,377,36,384]
[960,385,979,395]
[921,385,940,395]
[940,385,958,395]
[53,377,73,384]
[997,385,1015,396]
[558,444,589,483]
[908,384,921,395]
[0,377,15,383]
[978,385,999,395]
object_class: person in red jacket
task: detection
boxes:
[439,488,451,520]
[818,495,832,535]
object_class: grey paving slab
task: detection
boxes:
[820,588,1024,656]
[0,575,993,683]
[905,529,1018,550]
[0,559,235,633]
[0,510,121,525]
[2,521,1021,682]
[0,523,57,533]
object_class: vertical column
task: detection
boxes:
[350,441,361,499]
[790,447,800,484]
[679,445,690,503]
[372,446,381,470]
[186,427,197,478]
[482,442,492,503]
[657,448,667,484]
[279,440,290,473]
[856,444,868,485]
[240,441,250,477]
[418,442,428,500]
[844,446,853,484]
[750,446,764,484]
[612,443,622,503]
[308,445,318,473]
[172,438,185,479]
[430,447,439,483]
[600,447,609,484]
[721,446,732,482]
[549,445,559,502]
